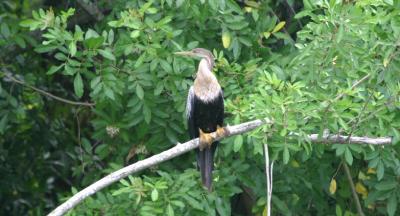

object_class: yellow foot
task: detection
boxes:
[216,125,228,138]
[199,129,213,150]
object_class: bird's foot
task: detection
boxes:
[216,125,228,138]
[199,129,213,150]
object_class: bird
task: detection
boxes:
[175,48,226,191]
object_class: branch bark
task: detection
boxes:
[48,117,392,216]
[306,133,392,145]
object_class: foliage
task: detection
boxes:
[0,0,399,215]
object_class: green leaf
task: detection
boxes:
[375,181,397,191]
[336,24,344,43]
[136,84,144,100]
[183,195,202,209]
[34,45,58,53]
[167,204,174,216]
[85,29,100,39]
[344,148,353,165]
[74,73,84,98]
[160,60,172,73]
[47,64,64,75]
[14,36,26,48]
[336,205,342,216]
[272,21,286,33]
[377,161,384,180]
[130,30,140,38]
[0,114,8,134]
[90,76,101,89]
[104,87,115,100]
[1,23,10,38]
[171,200,185,208]
[19,19,40,30]
[69,41,77,57]
[283,147,290,164]
[263,32,271,39]
[55,52,67,61]
[146,7,158,14]
[108,29,114,44]
[154,84,164,95]
[98,49,116,61]
[143,105,152,124]
[151,189,158,201]
[384,0,394,5]
[84,36,104,49]
[333,144,346,156]
[233,135,243,152]
[120,179,130,187]
[294,10,313,19]
[387,194,397,216]
[176,0,185,7]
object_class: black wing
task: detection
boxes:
[186,86,197,139]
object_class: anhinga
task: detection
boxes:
[175,48,225,191]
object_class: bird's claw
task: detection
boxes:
[199,129,213,150]
[216,125,228,138]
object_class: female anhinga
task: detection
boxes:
[175,48,225,191]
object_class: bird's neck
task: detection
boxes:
[193,59,221,103]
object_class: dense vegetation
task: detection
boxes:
[1,0,399,215]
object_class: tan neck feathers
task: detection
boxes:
[193,59,221,102]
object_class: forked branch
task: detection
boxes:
[48,118,392,216]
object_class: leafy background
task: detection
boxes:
[0,0,399,215]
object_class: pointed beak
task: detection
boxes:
[174,51,195,57]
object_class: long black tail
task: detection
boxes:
[196,142,217,191]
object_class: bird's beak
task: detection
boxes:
[174,51,195,57]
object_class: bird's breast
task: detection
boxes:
[193,78,221,103]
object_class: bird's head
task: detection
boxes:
[175,48,215,68]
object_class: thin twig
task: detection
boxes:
[4,72,95,107]
[283,0,303,28]
[341,92,373,141]
[331,161,343,180]
[343,162,365,216]
[264,143,272,216]
[305,73,371,123]
[74,108,85,172]
[334,74,370,101]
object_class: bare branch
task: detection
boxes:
[48,119,273,216]
[264,143,274,216]
[307,133,392,145]
[3,72,95,107]
[48,117,392,216]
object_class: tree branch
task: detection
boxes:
[264,143,274,216]
[334,74,370,101]
[343,162,365,216]
[3,72,95,107]
[48,119,272,216]
[306,133,392,145]
[76,0,104,21]
[48,117,392,216]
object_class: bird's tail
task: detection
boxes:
[197,142,217,192]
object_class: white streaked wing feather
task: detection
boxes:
[186,86,194,119]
